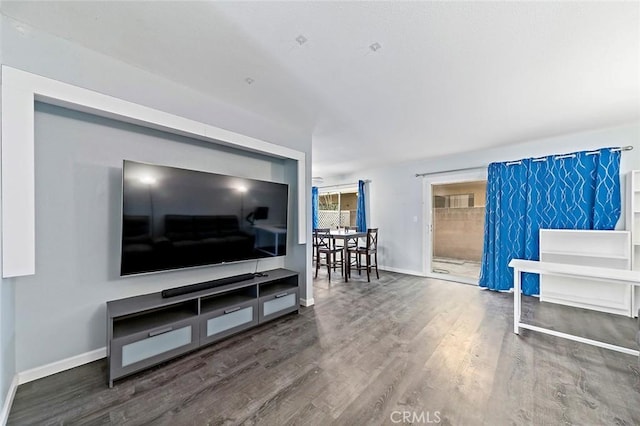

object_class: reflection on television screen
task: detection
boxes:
[120,160,289,276]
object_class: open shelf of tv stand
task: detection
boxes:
[106,268,299,387]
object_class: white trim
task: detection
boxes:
[1,75,35,278]
[17,347,106,385]
[300,297,315,307]
[378,265,425,277]
[1,66,307,277]
[305,251,314,307]
[0,375,18,426]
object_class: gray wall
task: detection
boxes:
[0,13,18,410]
[322,123,640,275]
[13,103,292,372]
[0,12,312,386]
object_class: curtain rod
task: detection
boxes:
[316,180,371,189]
[415,146,633,177]
[415,166,484,177]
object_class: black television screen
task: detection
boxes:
[120,160,289,276]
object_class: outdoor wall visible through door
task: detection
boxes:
[431,181,486,280]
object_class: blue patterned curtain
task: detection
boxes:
[480,148,621,295]
[593,148,622,229]
[480,161,530,293]
[312,186,319,229]
[356,180,367,232]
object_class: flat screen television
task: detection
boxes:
[120,160,289,276]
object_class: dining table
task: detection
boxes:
[329,229,367,282]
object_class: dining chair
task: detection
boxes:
[312,227,330,262]
[347,228,379,282]
[341,226,359,270]
[314,228,343,281]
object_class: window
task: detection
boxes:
[318,189,357,228]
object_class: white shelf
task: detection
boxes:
[541,250,629,260]
[539,229,632,317]
[628,171,640,317]
[538,229,629,235]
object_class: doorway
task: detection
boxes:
[424,170,487,284]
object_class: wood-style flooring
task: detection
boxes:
[8,270,640,425]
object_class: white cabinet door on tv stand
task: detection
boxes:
[539,229,632,317]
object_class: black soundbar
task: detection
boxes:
[161,273,256,298]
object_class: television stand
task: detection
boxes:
[106,268,299,387]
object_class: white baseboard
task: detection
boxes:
[378,265,425,277]
[0,348,105,423]
[18,347,106,385]
[0,375,18,426]
[300,297,315,307]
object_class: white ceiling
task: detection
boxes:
[2,1,639,178]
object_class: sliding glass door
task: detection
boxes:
[424,170,487,284]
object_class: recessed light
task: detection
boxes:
[369,42,382,52]
[245,77,254,85]
[295,35,307,45]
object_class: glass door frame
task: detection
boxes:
[422,168,487,285]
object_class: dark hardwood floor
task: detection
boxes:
[9,270,640,425]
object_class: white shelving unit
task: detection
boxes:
[539,229,632,317]
[626,170,640,317]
